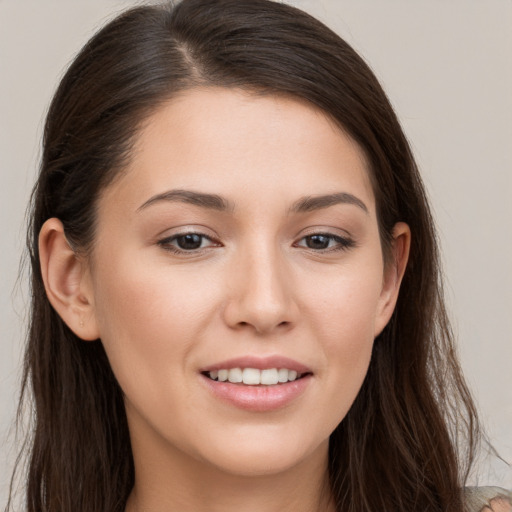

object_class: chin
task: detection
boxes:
[191,428,330,478]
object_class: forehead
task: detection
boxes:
[99,87,375,216]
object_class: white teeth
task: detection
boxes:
[228,368,243,383]
[277,368,289,383]
[208,367,304,385]
[242,368,260,385]
[260,368,279,385]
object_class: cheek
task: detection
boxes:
[318,290,376,385]
[90,251,218,392]
[306,261,383,348]
[301,260,383,420]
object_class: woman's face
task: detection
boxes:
[84,88,405,477]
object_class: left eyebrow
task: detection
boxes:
[289,193,369,215]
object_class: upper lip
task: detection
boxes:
[200,355,312,374]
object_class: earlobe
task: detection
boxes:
[374,222,411,337]
[39,218,100,341]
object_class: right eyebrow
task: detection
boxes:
[136,189,234,213]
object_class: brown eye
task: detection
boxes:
[175,233,204,250]
[305,234,331,250]
[158,232,219,254]
[296,233,355,252]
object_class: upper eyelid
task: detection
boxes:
[160,230,214,239]
[153,219,354,240]
[159,231,219,245]
[294,233,354,249]
[297,225,353,238]
[157,226,219,241]
[295,230,353,246]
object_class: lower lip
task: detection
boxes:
[201,374,312,412]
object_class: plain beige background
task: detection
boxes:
[1,0,511,504]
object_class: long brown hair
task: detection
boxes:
[7,1,480,510]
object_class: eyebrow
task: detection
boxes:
[289,192,369,214]
[137,189,234,213]
[137,189,368,215]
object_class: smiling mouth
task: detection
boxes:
[202,368,311,386]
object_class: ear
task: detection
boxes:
[39,218,100,341]
[374,222,411,337]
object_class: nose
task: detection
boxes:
[222,243,298,335]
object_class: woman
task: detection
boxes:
[5,0,511,511]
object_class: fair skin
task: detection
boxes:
[485,500,512,512]
[39,88,411,512]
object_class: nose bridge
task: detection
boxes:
[224,233,296,334]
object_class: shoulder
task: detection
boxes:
[464,487,512,512]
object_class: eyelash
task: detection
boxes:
[157,232,219,255]
[157,231,355,255]
[294,233,355,252]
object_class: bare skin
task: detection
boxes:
[39,88,410,512]
[483,498,512,512]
